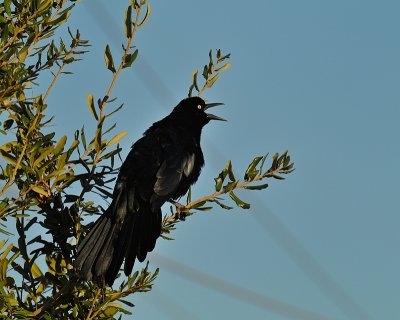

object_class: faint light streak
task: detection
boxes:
[151,254,336,320]
[252,208,374,320]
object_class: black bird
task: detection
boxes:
[74,96,225,286]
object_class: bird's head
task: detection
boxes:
[172,96,226,127]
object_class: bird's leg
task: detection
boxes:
[168,199,188,220]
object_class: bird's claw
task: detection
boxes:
[169,200,187,220]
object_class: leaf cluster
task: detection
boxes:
[162,152,295,238]
[0,0,80,103]
[0,1,158,319]
[188,48,231,97]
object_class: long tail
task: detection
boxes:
[74,195,161,286]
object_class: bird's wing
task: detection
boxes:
[153,153,194,197]
[152,130,196,200]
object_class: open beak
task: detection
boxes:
[204,102,226,121]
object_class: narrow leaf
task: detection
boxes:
[227,160,235,181]
[222,180,238,193]
[123,49,138,68]
[125,6,132,38]
[244,156,263,181]
[205,73,220,89]
[244,183,269,190]
[87,93,98,120]
[107,131,127,147]
[209,199,233,210]
[216,62,232,72]
[104,44,116,73]
[31,185,48,197]
[229,191,250,209]
[139,3,151,27]
[54,135,67,155]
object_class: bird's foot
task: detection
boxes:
[169,200,188,220]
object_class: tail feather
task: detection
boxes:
[74,190,162,286]
[75,210,113,281]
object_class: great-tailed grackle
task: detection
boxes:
[74,96,225,286]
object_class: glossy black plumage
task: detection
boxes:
[74,96,225,286]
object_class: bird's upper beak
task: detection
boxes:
[204,102,226,121]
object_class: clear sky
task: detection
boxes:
[33,0,400,319]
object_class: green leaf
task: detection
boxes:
[31,262,43,278]
[214,160,233,191]
[216,52,231,63]
[216,62,232,72]
[222,180,238,193]
[259,154,268,174]
[34,146,54,167]
[0,240,6,250]
[123,49,138,68]
[86,93,98,120]
[3,119,13,130]
[94,128,102,152]
[38,0,52,12]
[107,131,127,147]
[0,150,17,165]
[208,49,214,66]
[125,5,132,38]
[192,69,199,91]
[118,299,135,307]
[0,243,13,260]
[4,0,11,16]
[31,185,48,197]
[54,136,67,155]
[80,126,87,149]
[209,199,233,210]
[205,73,220,89]
[229,191,250,209]
[104,44,116,73]
[244,156,263,181]
[271,152,279,169]
[195,206,213,211]
[48,11,70,26]
[202,65,209,80]
[227,160,235,181]
[244,183,269,190]
[139,3,151,27]
[191,200,206,209]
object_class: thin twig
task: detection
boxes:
[164,166,285,225]
[86,288,101,320]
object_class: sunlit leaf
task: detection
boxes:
[104,44,116,73]
[216,62,232,72]
[31,185,48,197]
[31,262,43,278]
[86,93,98,120]
[205,73,220,89]
[107,131,127,148]
[54,135,67,155]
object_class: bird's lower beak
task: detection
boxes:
[205,102,226,121]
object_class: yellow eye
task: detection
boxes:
[197,105,202,110]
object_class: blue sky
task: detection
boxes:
[28,0,400,319]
